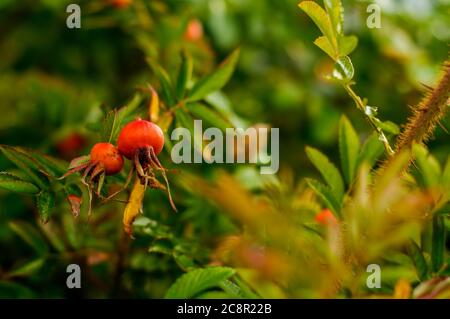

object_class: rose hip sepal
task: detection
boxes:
[59,143,125,217]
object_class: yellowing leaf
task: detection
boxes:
[148,85,160,123]
[123,179,146,237]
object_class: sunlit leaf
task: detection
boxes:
[298,1,336,50]
[165,267,236,299]
[314,36,336,60]
[188,49,240,102]
[339,35,358,57]
[323,0,344,36]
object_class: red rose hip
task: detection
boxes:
[117,119,165,159]
[90,142,124,175]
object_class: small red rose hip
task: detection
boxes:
[315,208,338,226]
[117,119,165,160]
[90,143,124,175]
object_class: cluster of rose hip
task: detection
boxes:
[62,119,175,216]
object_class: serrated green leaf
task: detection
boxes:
[431,215,445,273]
[9,221,49,255]
[306,178,341,217]
[165,267,236,299]
[306,146,344,201]
[176,51,193,100]
[21,148,67,177]
[0,145,49,189]
[188,103,232,132]
[314,36,336,60]
[188,49,240,102]
[356,132,384,170]
[299,1,337,51]
[331,55,354,82]
[407,241,428,281]
[0,172,40,194]
[37,190,55,224]
[339,35,358,56]
[339,116,360,185]
[323,0,344,36]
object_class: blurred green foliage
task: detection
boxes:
[0,0,449,298]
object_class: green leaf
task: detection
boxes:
[306,178,341,217]
[339,35,358,57]
[0,145,49,189]
[356,132,384,170]
[442,156,450,196]
[331,55,354,82]
[102,109,118,143]
[431,215,446,273]
[9,221,49,255]
[0,172,40,194]
[188,49,240,102]
[378,120,400,135]
[0,281,35,298]
[299,1,336,51]
[165,267,236,299]
[150,63,176,106]
[176,51,193,100]
[407,241,428,281]
[9,258,45,278]
[305,146,344,201]
[37,190,55,224]
[188,103,232,132]
[314,36,336,60]
[323,0,344,36]
[338,116,360,185]
[412,144,441,188]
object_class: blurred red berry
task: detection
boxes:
[56,133,86,159]
[315,209,338,226]
[184,19,204,41]
[109,0,132,9]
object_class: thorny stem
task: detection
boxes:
[343,84,395,156]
